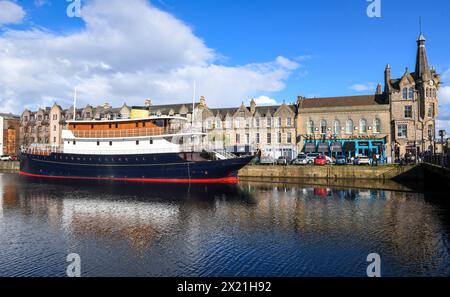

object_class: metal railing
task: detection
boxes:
[423,154,450,169]
[72,127,171,138]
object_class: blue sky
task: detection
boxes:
[1,0,450,129]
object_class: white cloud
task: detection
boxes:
[253,95,278,105]
[0,0,299,113]
[439,86,450,104]
[349,83,376,92]
[0,1,25,26]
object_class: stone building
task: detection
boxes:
[0,113,20,156]
[139,96,298,158]
[20,103,131,148]
[296,33,439,162]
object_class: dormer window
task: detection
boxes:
[402,88,408,99]
[409,87,414,99]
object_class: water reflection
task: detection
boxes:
[0,173,448,276]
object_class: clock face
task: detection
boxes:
[429,80,434,86]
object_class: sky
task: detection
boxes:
[0,0,449,131]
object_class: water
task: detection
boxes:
[0,173,449,277]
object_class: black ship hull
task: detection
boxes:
[20,152,253,183]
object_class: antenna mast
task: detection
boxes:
[73,87,77,121]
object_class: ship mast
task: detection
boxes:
[73,87,77,121]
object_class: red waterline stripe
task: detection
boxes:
[19,171,239,184]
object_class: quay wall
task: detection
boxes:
[0,161,19,172]
[238,164,423,181]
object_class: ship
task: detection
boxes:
[20,115,254,183]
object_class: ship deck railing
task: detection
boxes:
[71,127,191,139]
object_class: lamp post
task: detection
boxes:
[439,130,446,167]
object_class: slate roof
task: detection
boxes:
[299,94,388,109]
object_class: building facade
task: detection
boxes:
[0,113,20,157]
[296,33,439,162]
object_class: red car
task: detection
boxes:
[10,156,18,161]
[314,155,327,165]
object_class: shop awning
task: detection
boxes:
[317,142,329,153]
[331,142,342,153]
[344,142,356,152]
[305,143,316,152]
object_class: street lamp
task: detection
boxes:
[439,130,446,167]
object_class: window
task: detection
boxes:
[277,117,282,127]
[109,124,112,129]
[73,141,76,145]
[404,106,412,118]
[109,141,113,146]
[97,141,100,146]
[115,124,119,129]
[236,134,240,144]
[136,140,140,145]
[428,125,433,139]
[53,137,56,143]
[428,105,434,118]
[246,133,250,144]
[235,119,240,129]
[277,133,282,144]
[255,118,260,128]
[287,132,292,144]
[409,87,414,99]
[267,133,272,144]
[207,121,212,129]
[320,120,327,134]
[267,117,272,128]
[150,139,153,144]
[256,133,260,144]
[287,117,292,127]
[307,120,314,135]
[373,119,381,134]
[402,88,408,99]
[53,114,58,120]
[359,119,367,133]
[24,116,28,122]
[426,88,430,98]
[333,120,340,135]
[346,120,354,134]
[216,120,221,129]
[397,124,407,138]
[53,125,57,132]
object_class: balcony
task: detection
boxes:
[70,127,183,139]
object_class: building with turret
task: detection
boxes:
[296,33,439,161]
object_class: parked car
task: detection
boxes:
[335,156,348,165]
[306,153,320,164]
[10,156,18,161]
[276,156,292,165]
[314,155,328,166]
[259,156,275,165]
[354,155,371,165]
[323,155,334,164]
[291,155,308,165]
[1,155,12,161]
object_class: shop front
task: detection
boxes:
[302,137,387,163]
